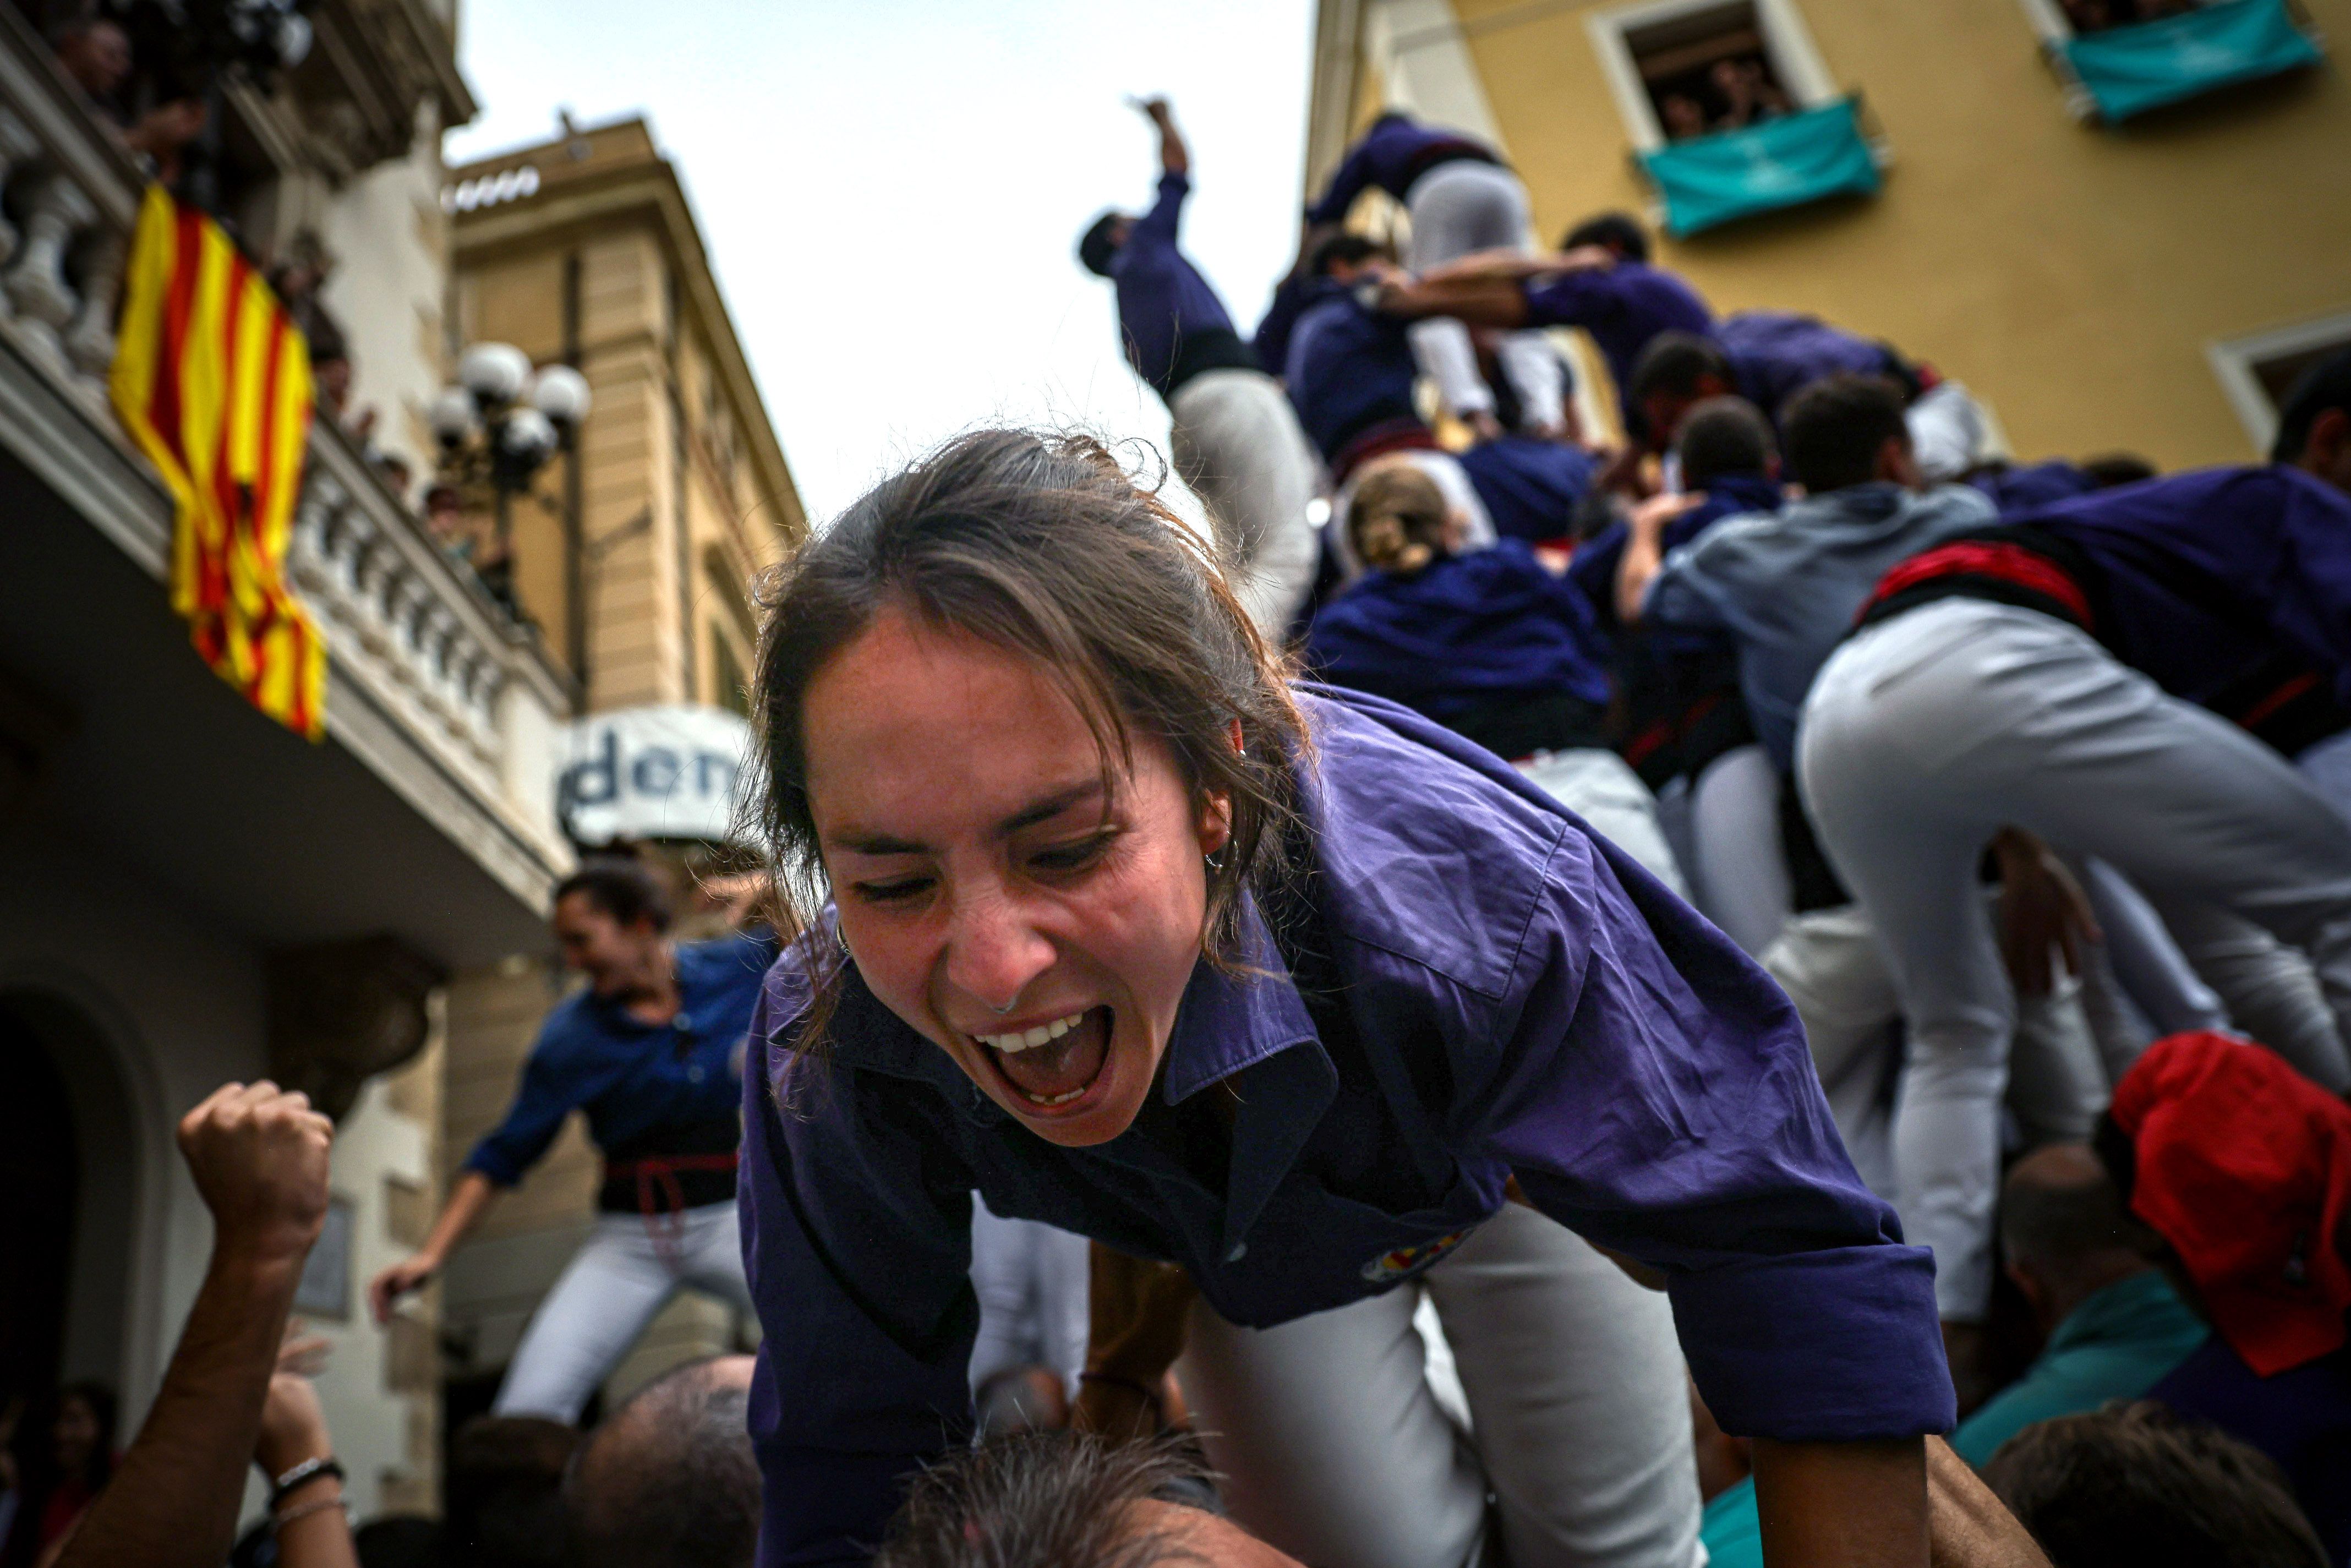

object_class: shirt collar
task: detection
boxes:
[1159,892,1322,1105]
[2046,1269,2191,1354]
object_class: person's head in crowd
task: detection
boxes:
[353,1515,447,1568]
[48,13,132,101]
[873,1433,1302,1568]
[2096,1030,2351,1376]
[1562,211,1652,263]
[551,855,674,1001]
[1628,331,1738,451]
[975,1365,1072,1439]
[1673,396,1777,489]
[2001,1144,2164,1336]
[1984,1402,2326,1568]
[1306,233,1395,286]
[1780,374,1918,495]
[2077,452,2156,488]
[2271,345,2351,495]
[1347,458,1464,578]
[752,429,1302,1146]
[1077,211,1133,278]
[566,1355,759,1568]
[47,1380,116,1495]
[446,1414,578,1568]
[1661,93,1712,140]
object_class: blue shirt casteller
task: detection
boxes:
[740,685,1951,1565]
[1304,111,1500,226]
[1645,480,1997,772]
[1284,277,1420,464]
[2009,465,2351,718]
[1522,262,1716,418]
[1304,539,1613,722]
[1457,435,1600,545]
[463,930,780,1188]
[1715,310,1902,425]
[1112,172,1239,400]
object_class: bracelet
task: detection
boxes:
[272,1494,349,1532]
[269,1456,345,1510]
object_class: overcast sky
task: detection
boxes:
[444,0,1318,528]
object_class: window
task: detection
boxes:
[2208,309,2351,454]
[1587,0,1840,151]
[709,625,751,719]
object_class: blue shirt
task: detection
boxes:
[1522,263,1716,416]
[1251,270,1316,380]
[2152,1340,2351,1564]
[1305,111,1499,225]
[741,685,1951,1564]
[1284,278,1420,463]
[464,931,779,1187]
[1112,172,1238,398]
[1570,474,1787,657]
[1304,539,1612,720]
[1645,480,1997,771]
[1973,458,2101,515]
[1457,436,1601,544]
[2009,466,2351,715]
[1715,310,1902,425]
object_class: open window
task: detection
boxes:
[2019,0,2323,122]
[1588,0,1881,237]
[2208,310,2351,455]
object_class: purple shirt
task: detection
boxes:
[2009,466,2351,717]
[1305,539,1613,718]
[1305,111,1499,225]
[1522,263,1716,414]
[1284,277,1420,462]
[1457,435,1602,544]
[1715,310,1902,424]
[740,686,1951,1564]
[1112,172,1239,397]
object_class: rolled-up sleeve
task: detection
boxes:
[462,1037,576,1188]
[742,977,982,1566]
[1469,827,1954,1441]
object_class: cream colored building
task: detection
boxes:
[432,116,806,1419]
[1307,0,2351,467]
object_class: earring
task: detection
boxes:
[1204,848,1228,873]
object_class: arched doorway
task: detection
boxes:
[0,988,147,1407]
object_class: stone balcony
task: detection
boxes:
[0,6,572,958]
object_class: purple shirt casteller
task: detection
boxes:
[1112,171,1238,398]
[738,685,1952,1565]
[1305,111,1500,226]
[1522,262,1716,418]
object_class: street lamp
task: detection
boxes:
[430,343,592,571]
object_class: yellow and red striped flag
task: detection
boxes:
[110,184,325,739]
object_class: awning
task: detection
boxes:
[2062,0,2322,123]
[1639,97,1880,238]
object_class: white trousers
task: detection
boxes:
[1178,1203,1701,1568]
[1517,747,1690,900]
[1404,159,1564,431]
[1684,744,1792,957]
[1904,380,1992,484]
[966,1194,1090,1400]
[1799,598,2351,1319]
[1167,368,1326,641]
[493,1201,755,1421]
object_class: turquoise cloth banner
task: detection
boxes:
[2063,0,2322,122]
[1639,98,1879,238]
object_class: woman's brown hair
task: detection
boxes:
[751,429,1308,1052]
[1346,460,1453,575]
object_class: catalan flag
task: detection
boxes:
[110,184,325,739]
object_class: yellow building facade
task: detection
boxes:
[1308,0,2351,468]
[429,117,805,1418]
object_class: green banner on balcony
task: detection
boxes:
[1639,99,1879,238]
[2063,0,2322,122]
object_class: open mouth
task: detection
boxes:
[972,1006,1113,1113]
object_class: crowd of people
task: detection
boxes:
[15,92,2351,1568]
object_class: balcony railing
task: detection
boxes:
[0,3,571,881]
